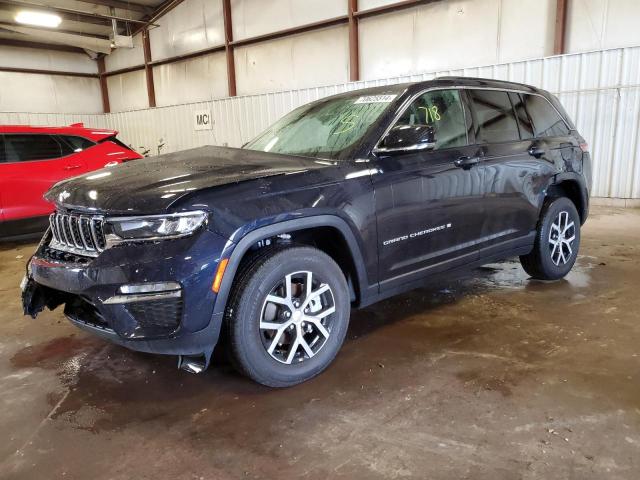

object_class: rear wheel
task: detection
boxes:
[520,196,581,280]
[226,246,350,387]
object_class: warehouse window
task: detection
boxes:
[468,90,520,143]
[2,134,64,162]
[394,89,468,149]
[524,94,571,138]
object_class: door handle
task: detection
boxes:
[64,165,82,170]
[454,156,481,169]
[528,146,546,158]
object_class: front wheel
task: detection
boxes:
[226,246,350,387]
[520,196,581,280]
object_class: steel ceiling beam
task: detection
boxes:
[554,0,568,55]
[0,37,85,52]
[0,20,110,38]
[348,0,359,82]
[74,0,153,15]
[0,0,154,25]
[0,1,109,26]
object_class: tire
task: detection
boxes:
[226,245,350,387]
[520,196,581,280]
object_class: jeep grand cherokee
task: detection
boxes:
[22,77,591,387]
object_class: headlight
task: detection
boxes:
[105,211,207,241]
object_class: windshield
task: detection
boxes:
[243,90,404,159]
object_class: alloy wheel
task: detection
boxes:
[259,271,336,364]
[548,210,576,266]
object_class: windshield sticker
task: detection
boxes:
[354,95,397,104]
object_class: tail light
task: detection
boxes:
[579,142,589,153]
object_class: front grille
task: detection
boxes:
[49,211,105,258]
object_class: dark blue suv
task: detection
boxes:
[22,77,591,386]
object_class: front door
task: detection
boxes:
[372,88,486,291]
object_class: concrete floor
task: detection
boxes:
[0,206,639,480]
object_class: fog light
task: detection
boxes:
[119,282,180,294]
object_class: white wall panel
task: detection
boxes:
[360,1,502,80]
[104,45,640,200]
[361,0,557,79]
[106,70,148,112]
[231,0,346,40]
[0,45,97,73]
[235,25,349,95]
[153,52,228,106]
[359,0,398,9]
[105,33,145,72]
[0,110,106,130]
[498,0,555,63]
[0,72,102,113]
[566,0,640,54]
[149,0,224,61]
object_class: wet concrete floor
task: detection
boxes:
[0,206,639,479]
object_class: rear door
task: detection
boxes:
[464,89,552,255]
[0,133,86,222]
[373,88,487,290]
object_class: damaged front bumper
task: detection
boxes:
[22,228,230,370]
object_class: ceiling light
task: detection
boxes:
[15,10,62,28]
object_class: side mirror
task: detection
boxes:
[375,125,436,154]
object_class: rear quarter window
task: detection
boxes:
[523,94,571,137]
[60,135,96,152]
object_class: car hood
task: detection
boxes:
[46,145,332,214]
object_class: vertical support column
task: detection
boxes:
[142,28,156,108]
[222,0,237,97]
[554,0,568,55]
[97,56,110,114]
[348,0,359,82]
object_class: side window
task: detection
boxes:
[395,89,468,150]
[468,89,520,143]
[60,135,95,153]
[509,93,535,139]
[3,134,63,162]
[0,135,6,163]
[523,94,571,137]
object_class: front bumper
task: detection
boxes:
[23,228,230,358]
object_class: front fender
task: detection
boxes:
[210,215,372,316]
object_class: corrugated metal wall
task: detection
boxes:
[103,45,640,199]
[3,46,639,199]
[0,112,106,128]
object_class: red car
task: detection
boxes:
[0,123,142,239]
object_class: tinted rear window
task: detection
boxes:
[468,90,520,143]
[99,135,133,151]
[2,134,64,162]
[61,135,95,152]
[523,94,571,137]
[510,93,535,139]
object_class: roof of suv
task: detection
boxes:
[311,76,546,103]
[0,123,118,142]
